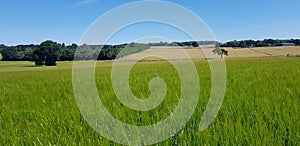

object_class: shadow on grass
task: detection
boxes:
[22,64,59,68]
[22,65,38,67]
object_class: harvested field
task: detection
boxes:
[120,46,300,61]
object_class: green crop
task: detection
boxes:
[0,58,299,145]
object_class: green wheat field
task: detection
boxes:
[0,57,299,145]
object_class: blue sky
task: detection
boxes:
[0,0,299,45]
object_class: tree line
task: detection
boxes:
[0,41,150,65]
[220,39,300,48]
[138,39,300,48]
[0,40,212,62]
[148,41,216,47]
[0,39,299,65]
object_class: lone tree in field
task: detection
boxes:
[34,40,61,66]
[192,41,199,47]
[212,47,228,58]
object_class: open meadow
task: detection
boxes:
[0,57,299,145]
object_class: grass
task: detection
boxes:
[0,57,299,145]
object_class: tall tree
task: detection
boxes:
[212,48,228,58]
[34,40,61,66]
[192,41,199,47]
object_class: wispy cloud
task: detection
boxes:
[74,0,98,6]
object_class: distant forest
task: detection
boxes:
[0,42,149,61]
[219,39,300,48]
[0,39,299,61]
